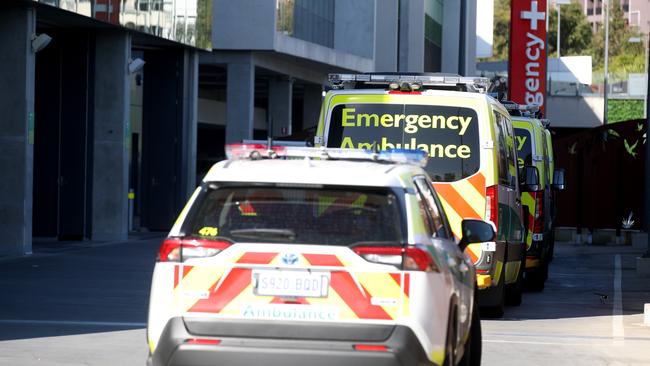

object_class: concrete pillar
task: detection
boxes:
[374,0,399,72]
[441,1,461,74]
[302,84,323,130]
[226,53,255,143]
[398,0,425,72]
[441,0,477,76]
[92,31,131,241]
[180,49,199,196]
[462,0,477,76]
[268,77,293,137]
[334,0,375,59]
[0,6,36,256]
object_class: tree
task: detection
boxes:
[195,0,213,50]
[483,0,510,61]
[484,0,592,62]
[592,0,644,73]
[547,3,593,57]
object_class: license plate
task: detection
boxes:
[252,270,330,298]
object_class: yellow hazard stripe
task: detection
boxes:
[437,194,463,239]
[307,287,359,320]
[493,260,503,286]
[173,267,226,313]
[451,179,485,218]
[521,192,535,249]
[218,283,273,316]
[504,261,521,285]
[338,257,409,319]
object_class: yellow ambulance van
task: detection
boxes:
[506,103,565,290]
[315,73,533,315]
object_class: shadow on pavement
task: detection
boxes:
[0,234,165,341]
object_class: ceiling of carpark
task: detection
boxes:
[199,64,313,101]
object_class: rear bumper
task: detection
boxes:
[149,317,436,366]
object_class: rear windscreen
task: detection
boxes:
[183,186,403,246]
[514,128,532,168]
[326,103,480,182]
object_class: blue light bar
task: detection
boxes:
[225,144,429,167]
[377,149,428,167]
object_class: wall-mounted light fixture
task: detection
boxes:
[31,33,52,53]
[128,58,145,74]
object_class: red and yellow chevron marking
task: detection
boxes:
[432,172,486,265]
[521,192,536,251]
[172,251,410,321]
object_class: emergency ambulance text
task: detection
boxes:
[341,136,471,159]
[341,107,472,135]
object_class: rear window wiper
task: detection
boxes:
[229,228,296,241]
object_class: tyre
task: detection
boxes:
[479,275,504,318]
[524,261,547,292]
[458,299,482,366]
[443,308,457,366]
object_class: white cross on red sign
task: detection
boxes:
[521,0,546,31]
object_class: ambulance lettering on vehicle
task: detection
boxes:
[166,248,411,322]
[316,74,528,312]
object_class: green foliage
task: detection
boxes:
[547,3,592,57]
[483,0,510,61]
[608,99,644,123]
[485,0,645,77]
[195,0,213,50]
[592,0,645,73]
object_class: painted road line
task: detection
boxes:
[0,319,146,327]
[484,339,602,347]
[613,254,624,344]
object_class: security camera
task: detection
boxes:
[128,58,146,74]
[31,33,52,53]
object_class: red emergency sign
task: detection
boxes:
[508,0,547,113]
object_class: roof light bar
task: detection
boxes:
[501,100,540,113]
[328,73,490,93]
[225,144,429,167]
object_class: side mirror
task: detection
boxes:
[552,168,566,191]
[519,165,541,192]
[458,219,496,251]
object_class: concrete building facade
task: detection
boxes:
[0,0,478,257]
[575,0,650,34]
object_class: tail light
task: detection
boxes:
[185,338,221,345]
[533,191,544,234]
[485,185,499,229]
[352,246,439,272]
[159,238,231,262]
[354,344,389,352]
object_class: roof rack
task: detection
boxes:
[225,144,429,168]
[328,73,490,94]
[500,100,542,118]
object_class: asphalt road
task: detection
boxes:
[483,243,650,366]
[0,237,648,365]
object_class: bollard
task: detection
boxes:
[128,189,135,231]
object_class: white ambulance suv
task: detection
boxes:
[146,145,495,366]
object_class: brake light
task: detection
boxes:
[158,238,231,262]
[485,185,498,229]
[352,246,439,272]
[354,344,389,352]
